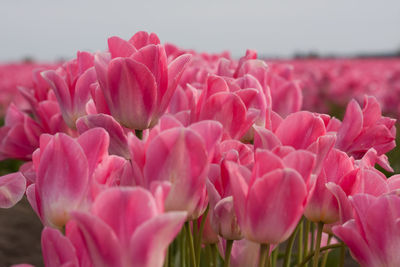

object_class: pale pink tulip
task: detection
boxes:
[41,52,96,128]
[226,149,310,244]
[336,96,396,160]
[41,227,79,267]
[304,148,355,224]
[76,114,130,159]
[94,33,191,130]
[27,128,110,228]
[144,123,221,219]
[71,187,186,267]
[333,194,400,267]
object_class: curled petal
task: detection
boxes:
[0,172,26,208]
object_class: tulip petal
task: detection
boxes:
[144,128,208,216]
[275,111,326,149]
[189,120,223,159]
[326,182,353,224]
[332,220,376,267]
[41,70,72,118]
[199,92,248,140]
[91,187,158,248]
[37,134,89,228]
[77,128,110,177]
[253,126,281,151]
[225,161,250,231]
[41,227,79,267]
[107,58,157,129]
[283,150,315,185]
[108,36,137,58]
[77,114,130,159]
[128,31,160,49]
[0,172,26,208]
[159,54,192,114]
[336,99,363,151]
[129,211,187,267]
[71,212,122,267]
[246,169,306,244]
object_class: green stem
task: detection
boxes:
[179,230,185,267]
[164,246,169,267]
[310,223,315,256]
[297,219,304,264]
[61,225,66,235]
[283,223,300,267]
[211,243,218,267]
[339,242,345,267]
[321,234,332,267]
[298,243,344,267]
[205,244,211,266]
[193,220,199,257]
[186,239,190,267]
[303,219,310,261]
[312,222,324,267]
[185,222,197,267]
[196,206,209,267]
[271,245,279,267]
[224,240,234,267]
[135,129,143,140]
[259,243,270,267]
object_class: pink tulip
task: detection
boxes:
[333,194,400,267]
[41,52,96,128]
[76,114,130,159]
[325,166,390,230]
[235,57,302,118]
[71,187,187,267]
[304,148,355,224]
[206,141,254,240]
[94,33,191,130]
[335,96,396,161]
[41,227,79,267]
[196,75,261,140]
[196,211,219,244]
[0,103,42,160]
[27,128,110,229]
[221,239,261,267]
[226,149,311,244]
[144,122,222,219]
[274,111,326,150]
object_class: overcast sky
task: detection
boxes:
[1,0,400,61]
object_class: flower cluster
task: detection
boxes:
[0,31,399,267]
[271,59,400,116]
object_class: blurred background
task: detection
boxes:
[1,0,400,61]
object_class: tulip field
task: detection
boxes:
[1,31,400,267]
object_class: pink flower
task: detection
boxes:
[304,148,355,224]
[41,227,79,267]
[195,75,264,140]
[76,114,130,159]
[41,51,96,128]
[226,148,314,244]
[335,96,396,161]
[27,128,111,229]
[70,187,187,267]
[333,194,400,267]
[206,140,254,240]
[94,32,191,130]
[0,103,42,160]
[144,121,222,219]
